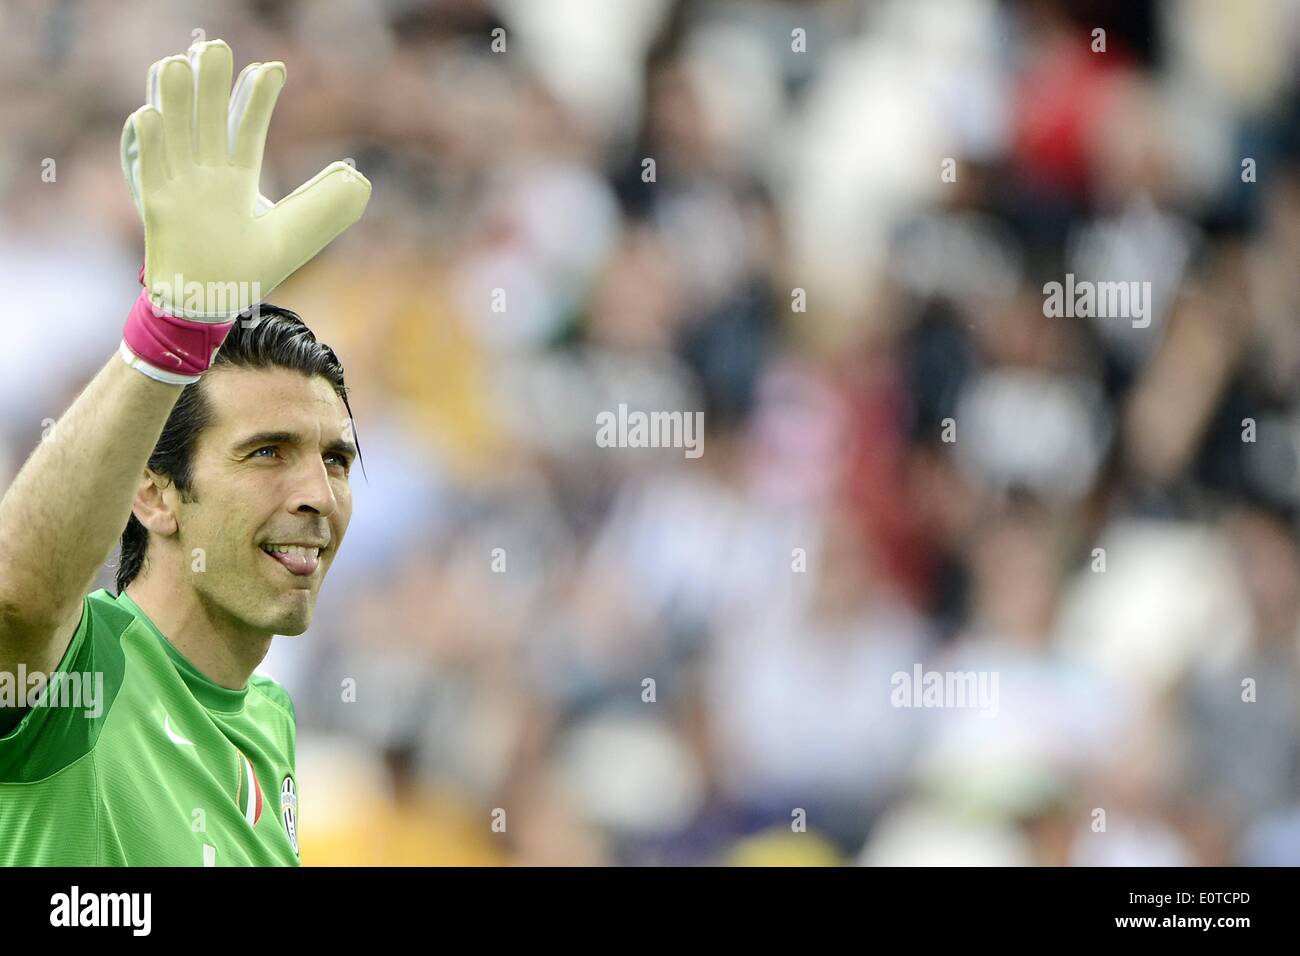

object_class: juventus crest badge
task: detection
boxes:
[280,775,299,856]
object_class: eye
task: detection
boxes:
[250,446,279,459]
[325,452,352,474]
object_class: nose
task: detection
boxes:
[288,455,338,519]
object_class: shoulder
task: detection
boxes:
[86,588,136,632]
[80,589,140,664]
[249,671,297,725]
[79,588,137,676]
[248,671,297,772]
[0,589,130,782]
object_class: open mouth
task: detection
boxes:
[259,543,322,577]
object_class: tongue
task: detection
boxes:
[267,549,318,575]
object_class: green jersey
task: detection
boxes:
[0,589,300,866]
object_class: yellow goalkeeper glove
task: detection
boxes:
[120,39,370,320]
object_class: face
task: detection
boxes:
[169,366,355,637]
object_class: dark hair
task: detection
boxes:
[115,304,363,594]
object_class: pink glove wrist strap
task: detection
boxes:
[121,288,236,381]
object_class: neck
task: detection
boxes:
[124,574,272,689]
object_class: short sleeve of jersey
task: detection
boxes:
[0,590,129,783]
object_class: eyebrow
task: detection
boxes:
[233,430,358,462]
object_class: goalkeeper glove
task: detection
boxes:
[118,39,370,383]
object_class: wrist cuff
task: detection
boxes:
[120,288,235,383]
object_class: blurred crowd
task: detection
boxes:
[3,0,1300,865]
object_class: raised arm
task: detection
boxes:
[0,360,184,673]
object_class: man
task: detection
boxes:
[0,40,370,865]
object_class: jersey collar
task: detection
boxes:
[116,591,250,713]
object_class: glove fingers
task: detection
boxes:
[135,106,168,186]
[267,162,372,276]
[231,63,286,170]
[151,56,195,174]
[121,105,167,202]
[190,40,233,165]
[228,61,262,155]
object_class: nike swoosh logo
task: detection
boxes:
[164,714,194,746]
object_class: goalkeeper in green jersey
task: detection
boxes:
[0,39,370,865]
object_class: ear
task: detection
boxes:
[132,468,180,538]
